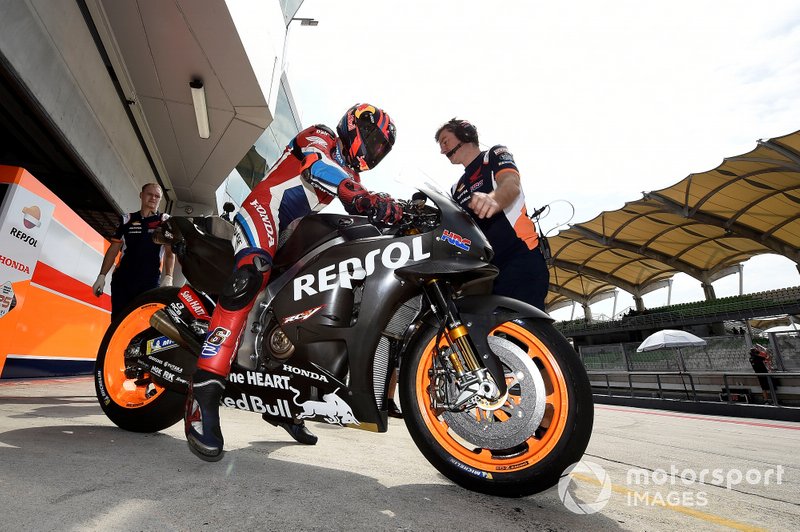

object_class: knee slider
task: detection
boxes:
[220,265,264,311]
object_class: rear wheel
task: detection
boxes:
[400,318,593,497]
[94,288,187,432]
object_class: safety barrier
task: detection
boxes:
[579,332,800,372]
[588,370,800,408]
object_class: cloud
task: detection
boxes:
[286,1,800,317]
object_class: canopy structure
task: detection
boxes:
[545,129,800,313]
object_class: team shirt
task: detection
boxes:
[111,211,169,281]
[451,145,539,263]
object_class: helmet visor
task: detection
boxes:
[359,126,393,169]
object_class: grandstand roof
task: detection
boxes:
[546,129,800,311]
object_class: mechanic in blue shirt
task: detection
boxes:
[93,183,175,318]
[435,118,549,311]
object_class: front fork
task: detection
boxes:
[423,280,507,411]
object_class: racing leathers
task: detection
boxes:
[185,124,400,460]
[197,123,399,376]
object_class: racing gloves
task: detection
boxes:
[337,178,403,225]
[160,274,173,287]
[92,274,106,297]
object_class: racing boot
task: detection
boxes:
[387,398,403,419]
[185,369,226,461]
[263,414,318,445]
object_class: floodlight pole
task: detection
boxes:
[289,17,319,27]
[282,16,319,73]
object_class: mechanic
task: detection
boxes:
[435,118,549,311]
[92,183,175,318]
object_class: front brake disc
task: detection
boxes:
[442,335,547,449]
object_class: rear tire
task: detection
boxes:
[400,318,593,497]
[94,288,187,433]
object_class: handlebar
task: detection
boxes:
[367,191,440,235]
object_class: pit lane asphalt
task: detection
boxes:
[1,376,798,531]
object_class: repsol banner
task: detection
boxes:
[0,167,107,380]
[0,176,54,284]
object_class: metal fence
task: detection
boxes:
[588,370,800,407]
[578,331,800,372]
[773,332,800,371]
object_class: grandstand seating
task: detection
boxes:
[564,288,800,412]
[578,333,799,371]
[555,285,800,336]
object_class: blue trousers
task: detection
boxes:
[491,246,549,312]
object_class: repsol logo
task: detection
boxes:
[249,199,275,247]
[9,227,38,247]
[0,254,31,274]
[293,236,430,300]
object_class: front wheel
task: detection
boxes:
[94,287,187,433]
[399,318,593,497]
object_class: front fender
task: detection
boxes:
[456,295,552,392]
[455,294,552,324]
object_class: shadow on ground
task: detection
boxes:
[0,423,623,531]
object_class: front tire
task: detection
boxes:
[399,318,593,497]
[94,287,187,433]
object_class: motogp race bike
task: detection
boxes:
[94,184,593,497]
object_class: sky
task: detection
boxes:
[284,0,800,321]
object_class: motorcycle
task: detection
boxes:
[94,184,593,497]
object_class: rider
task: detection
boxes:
[185,103,403,461]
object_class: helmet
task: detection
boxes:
[337,104,396,172]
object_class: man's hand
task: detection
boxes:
[369,193,403,225]
[338,179,403,225]
[468,192,502,219]
[92,274,106,297]
[160,274,173,287]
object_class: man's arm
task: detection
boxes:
[468,170,522,219]
[162,246,175,276]
[99,241,122,276]
[293,124,352,195]
[93,241,123,296]
[160,246,175,287]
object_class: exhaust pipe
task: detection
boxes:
[150,309,202,355]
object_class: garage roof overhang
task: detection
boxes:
[86,0,274,210]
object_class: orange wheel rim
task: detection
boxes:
[414,322,569,472]
[104,302,167,408]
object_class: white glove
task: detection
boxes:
[160,274,173,287]
[92,274,106,297]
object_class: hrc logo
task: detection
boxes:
[441,230,471,251]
